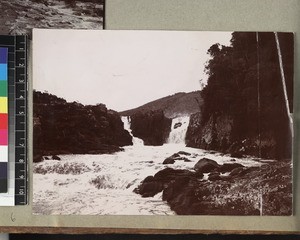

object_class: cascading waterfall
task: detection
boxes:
[167,116,190,144]
[121,116,144,146]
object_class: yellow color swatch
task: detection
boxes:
[0,97,7,113]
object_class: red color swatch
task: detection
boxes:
[0,113,8,129]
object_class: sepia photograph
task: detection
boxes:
[0,0,104,35]
[32,29,293,216]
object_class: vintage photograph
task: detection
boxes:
[0,0,104,35]
[32,30,293,215]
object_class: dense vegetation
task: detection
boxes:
[187,32,293,160]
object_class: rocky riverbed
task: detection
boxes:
[134,153,292,215]
[0,0,103,35]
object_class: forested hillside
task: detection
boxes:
[121,91,202,118]
[186,32,293,160]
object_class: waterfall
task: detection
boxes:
[121,116,144,146]
[167,116,190,144]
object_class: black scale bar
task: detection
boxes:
[15,36,27,205]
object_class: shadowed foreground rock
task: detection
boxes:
[133,168,199,198]
[135,159,292,215]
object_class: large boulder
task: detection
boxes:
[134,168,195,197]
[130,110,172,146]
[134,181,164,198]
[154,168,193,182]
[163,157,175,165]
[194,158,220,173]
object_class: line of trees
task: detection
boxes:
[200,32,293,159]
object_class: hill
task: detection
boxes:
[120,91,203,118]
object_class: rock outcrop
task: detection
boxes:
[186,113,233,153]
[185,111,292,160]
[162,152,191,165]
[135,159,292,215]
[129,110,172,146]
[33,91,132,162]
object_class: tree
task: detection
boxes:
[200,32,293,159]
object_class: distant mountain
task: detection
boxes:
[120,91,203,118]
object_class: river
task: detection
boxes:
[33,116,262,215]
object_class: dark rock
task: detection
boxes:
[229,167,245,176]
[33,155,43,163]
[137,182,164,198]
[130,110,172,146]
[52,155,61,160]
[33,91,132,158]
[186,113,233,153]
[177,151,191,156]
[185,112,202,148]
[230,159,236,162]
[154,168,193,182]
[184,158,192,162]
[162,176,191,201]
[174,122,182,129]
[194,171,204,178]
[142,176,155,183]
[208,171,220,177]
[87,145,123,154]
[163,152,191,164]
[208,173,222,181]
[229,166,259,177]
[44,156,49,160]
[163,157,175,165]
[170,153,180,158]
[194,158,220,173]
[157,161,292,215]
[219,163,244,173]
[220,175,233,181]
[231,152,244,158]
[134,168,195,198]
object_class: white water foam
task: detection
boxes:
[33,144,263,215]
[121,116,144,146]
[33,115,264,215]
[167,116,190,144]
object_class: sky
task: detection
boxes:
[33,29,232,111]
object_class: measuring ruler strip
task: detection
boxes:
[14,36,28,205]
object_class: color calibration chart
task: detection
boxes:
[0,47,8,194]
[0,35,28,206]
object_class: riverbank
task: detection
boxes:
[135,157,292,215]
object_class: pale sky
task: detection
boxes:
[33,29,232,111]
